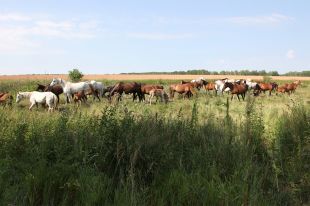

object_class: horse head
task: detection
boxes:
[222,82,233,92]
[201,79,208,86]
[271,82,278,90]
[16,92,23,103]
[50,78,63,86]
[36,84,46,92]
[50,78,58,86]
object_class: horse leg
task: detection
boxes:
[149,94,153,105]
[66,93,71,103]
[29,102,35,110]
[133,93,136,102]
[231,94,234,101]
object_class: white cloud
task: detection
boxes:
[286,49,296,59]
[226,13,294,25]
[0,13,31,21]
[128,32,193,40]
[0,13,99,53]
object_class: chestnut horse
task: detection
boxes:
[0,93,13,107]
[109,82,143,102]
[141,84,164,101]
[222,82,248,101]
[276,85,289,95]
[181,79,207,90]
[148,89,169,105]
[204,82,216,95]
[73,90,88,106]
[284,82,299,94]
[258,82,278,96]
[169,83,196,99]
[37,84,64,103]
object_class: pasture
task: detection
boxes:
[0,77,309,205]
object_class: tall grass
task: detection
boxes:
[0,96,309,205]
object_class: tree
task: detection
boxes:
[68,69,83,82]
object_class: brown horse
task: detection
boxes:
[258,82,278,96]
[284,82,299,94]
[181,80,207,90]
[148,89,169,105]
[169,83,196,99]
[276,85,289,95]
[204,82,216,95]
[73,90,87,106]
[141,84,164,101]
[37,84,64,103]
[222,82,248,101]
[0,93,13,107]
[0,93,5,98]
[109,82,143,102]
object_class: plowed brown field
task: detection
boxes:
[0,74,309,81]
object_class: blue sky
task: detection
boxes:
[0,0,309,74]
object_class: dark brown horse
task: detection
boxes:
[36,84,64,103]
[109,82,143,102]
[258,82,278,96]
[222,82,248,101]
[169,83,196,99]
[0,93,13,107]
[141,84,164,101]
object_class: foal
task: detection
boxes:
[0,93,13,107]
[149,89,169,105]
[73,90,88,106]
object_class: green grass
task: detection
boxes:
[0,79,309,205]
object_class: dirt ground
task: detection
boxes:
[0,74,309,81]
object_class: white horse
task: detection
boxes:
[50,78,94,103]
[245,79,258,90]
[191,76,205,83]
[89,80,105,97]
[16,91,58,112]
[215,79,230,95]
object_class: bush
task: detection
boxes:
[68,69,84,82]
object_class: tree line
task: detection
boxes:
[122,69,310,76]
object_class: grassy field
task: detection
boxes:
[0,78,309,205]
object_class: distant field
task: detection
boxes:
[1,74,310,81]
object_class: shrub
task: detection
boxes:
[68,69,84,82]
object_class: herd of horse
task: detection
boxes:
[0,77,302,112]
